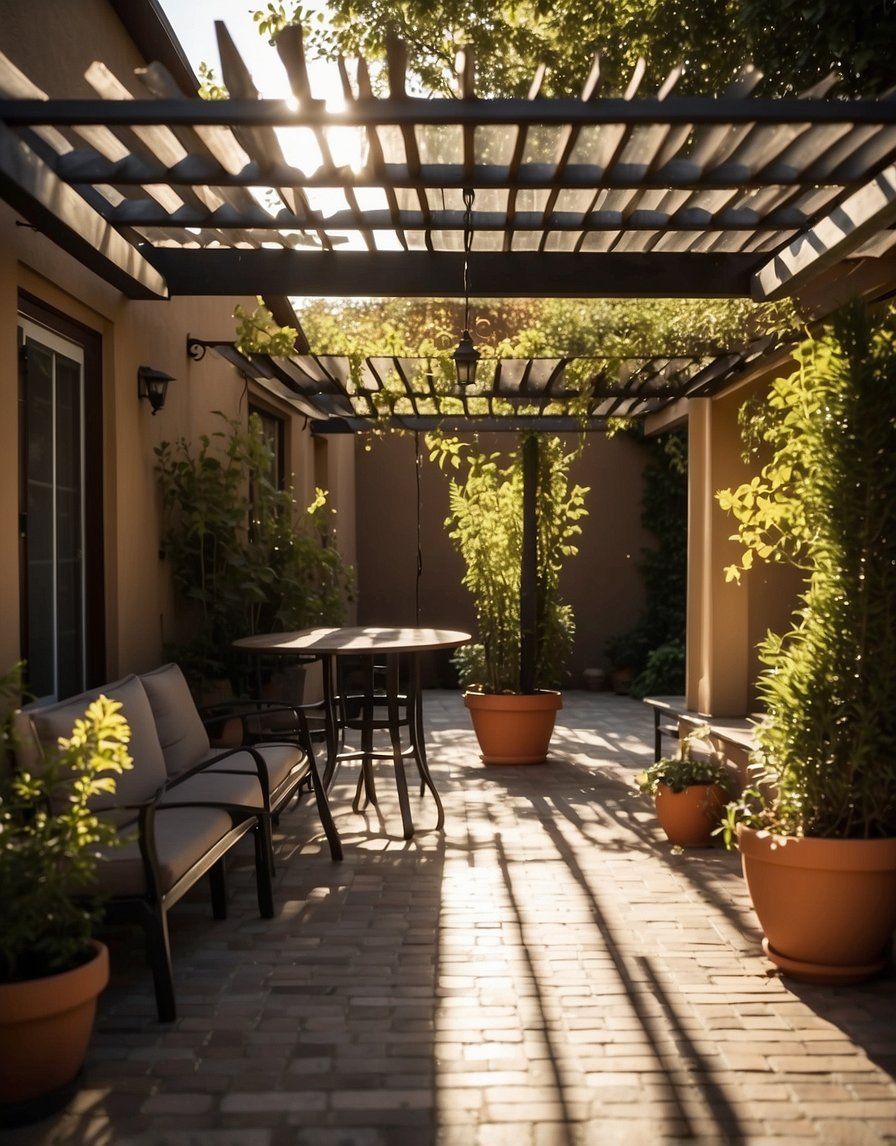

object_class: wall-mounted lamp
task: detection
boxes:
[138,365,175,415]
[452,187,480,386]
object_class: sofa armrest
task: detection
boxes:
[92,790,166,901]
[199,699,315,751]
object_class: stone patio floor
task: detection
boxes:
[6,690,896,1146]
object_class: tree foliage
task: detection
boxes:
[429,434,588,693]
[257,0,896,97]
[736,0,896,96]
[233,298,299,356]
[297,296,792,360]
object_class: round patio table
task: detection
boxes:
[233,626,470,839]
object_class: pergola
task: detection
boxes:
[2,22,896,431]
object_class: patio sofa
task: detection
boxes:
[139,663,342,864]
[17,665,341,1022]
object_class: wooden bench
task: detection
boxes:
[643,695,761,787]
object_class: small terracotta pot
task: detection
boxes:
[0,940,109,1109]
[738,826,896,984]
[464,690,562,764]
[654,782,726,847]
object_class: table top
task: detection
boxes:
[234,626,471,656]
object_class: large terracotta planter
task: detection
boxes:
[738,826,896,984]
[0,940,109,1117]
[464,690,562,764]
[655,782,726,847]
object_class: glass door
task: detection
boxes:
[19,318,86,701]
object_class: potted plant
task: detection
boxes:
[0,666,132,1122]
[430,432,588,763]
[717,300,896,983]
[636,725,731,847]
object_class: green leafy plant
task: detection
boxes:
[304,0,893,99]
[233,299,298,357]
[430,432,588,694]
[156,413,353,693]
[717,301,896,841]
[605,429,688,697]
[636,725,730,797]
[0,666,133,982]
[632,640,686,699]
[197,61,228,100]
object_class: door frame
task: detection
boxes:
[18,292,105,695]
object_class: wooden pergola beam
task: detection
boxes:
[3,95,895,128]
[0,122,168,299]
[149,249,757,298]
[753,164,896,301]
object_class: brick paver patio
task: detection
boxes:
[6,691,896,1145]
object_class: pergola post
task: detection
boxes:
[520,433,539,694]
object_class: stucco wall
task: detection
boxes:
[353,431,654,687]
[0,0,147,98]
[686,374,803,716]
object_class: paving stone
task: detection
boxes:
[18,691,896,1146]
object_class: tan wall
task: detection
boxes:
[0,0,148,98]
[353,431,653,687]
[687,375,804,717]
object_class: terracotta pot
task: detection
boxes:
[0,940,109,1112]
[582,668,606,692]
[610,668,634,695]
[654,782,726,847]
[464,690,562,764]
[738,826,896,984]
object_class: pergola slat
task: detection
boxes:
[7,93,896,129]
[214,20,332,252]
[276,26,376,253]
[190,343,742,430]
[101,202,811,231]
[0,120,168,297]
[753,162,896,300]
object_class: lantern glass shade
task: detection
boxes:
[137,366,174,414]
[452,331,480,386]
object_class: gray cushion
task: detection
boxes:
[24,674,167,808]
[140,664,211,777]
[200,743,305,793]
[89,806,237,898]
[160,769,264,811]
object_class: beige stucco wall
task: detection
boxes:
[353,430,653,686]
[0,0,148,98]
[686,374,804,717]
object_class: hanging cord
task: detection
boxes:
[415,431,423,623]
[462,187,475,334]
